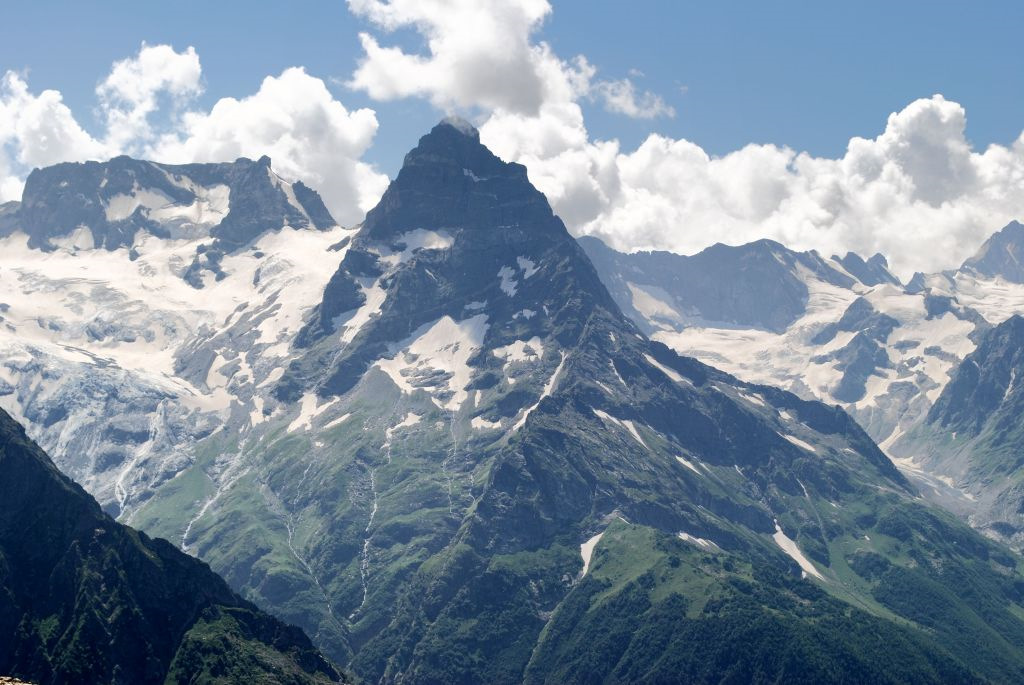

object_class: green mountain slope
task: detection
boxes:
[0,408,343,685]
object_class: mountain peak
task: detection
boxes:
[438,115,479,138]
[360,117,550,244]
[833,250,901,286]
[961,220,1024,281]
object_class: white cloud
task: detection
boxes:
[592,78,675,119]
[97,43,202,153]
[0,44,386,225]
[348,0,562,115]
[150,67,387,225]
[347,0,670,120]
[520,95,1024,278]
[0,72,108,201]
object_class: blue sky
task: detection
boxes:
[1,1,1023,274]
[3,1,1021,171]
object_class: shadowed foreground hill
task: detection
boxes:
[0,408,343,685]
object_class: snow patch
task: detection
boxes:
[374,314,489,412]
[627,282,682,325]
[337,277,388,344]
[322,412,353,431]
[780,433,818,453]
[593,408,649,449]
[471,416,503,430]
[739,391,766,407]
[772,520,824,580]
[517,256,538,278]
[493,337,543,367]
[512,351,568,431]
[643,353,690,385]
[678,532,718,550]
[675,456,702,475]
[580,531,604,575]
[288,393,339,433]
[498,266,518,296]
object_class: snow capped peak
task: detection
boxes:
[832,250,901,287]
[961,220,1024,282]
[11,155,337,255]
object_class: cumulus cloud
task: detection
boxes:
[348,0,565,115]
[592,78,675,119]
[151,67,386,224]
[347,0,671,120]
[0,43,386,224]
[97,43,202,153]
[0,72,107,201]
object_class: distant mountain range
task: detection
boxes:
[3,120,1024,682]
[583,221,1024,546]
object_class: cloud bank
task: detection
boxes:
[504,94,1024,278]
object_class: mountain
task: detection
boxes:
[8,122,1024,682]
[584,225,1024,453]
[583,221,1024,557]
[581,233,978,443]
[578,235,857,333]
[0,155,350,521]
[833,251,902,287]
[6,154,335,286]
[889,315,1024,547]
[961,220,1024,282]
[76,120,1024,683]
[0,407,342,684]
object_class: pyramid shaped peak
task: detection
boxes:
[361,119,554,242]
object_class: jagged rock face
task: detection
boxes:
[585,226,1024,445]
[14,155,334,251]
[889,315,1024,547]
[834,251,902,287]
[583,233,989,445]
[579,235,856,333]
[0,408,342,685]
[110,121,1024,683]
[961,220,1024,282]
[582,219,1024,560]
[928,315,1024,434]
[286,120,617,404]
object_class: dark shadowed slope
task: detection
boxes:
[0,407,343,685]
